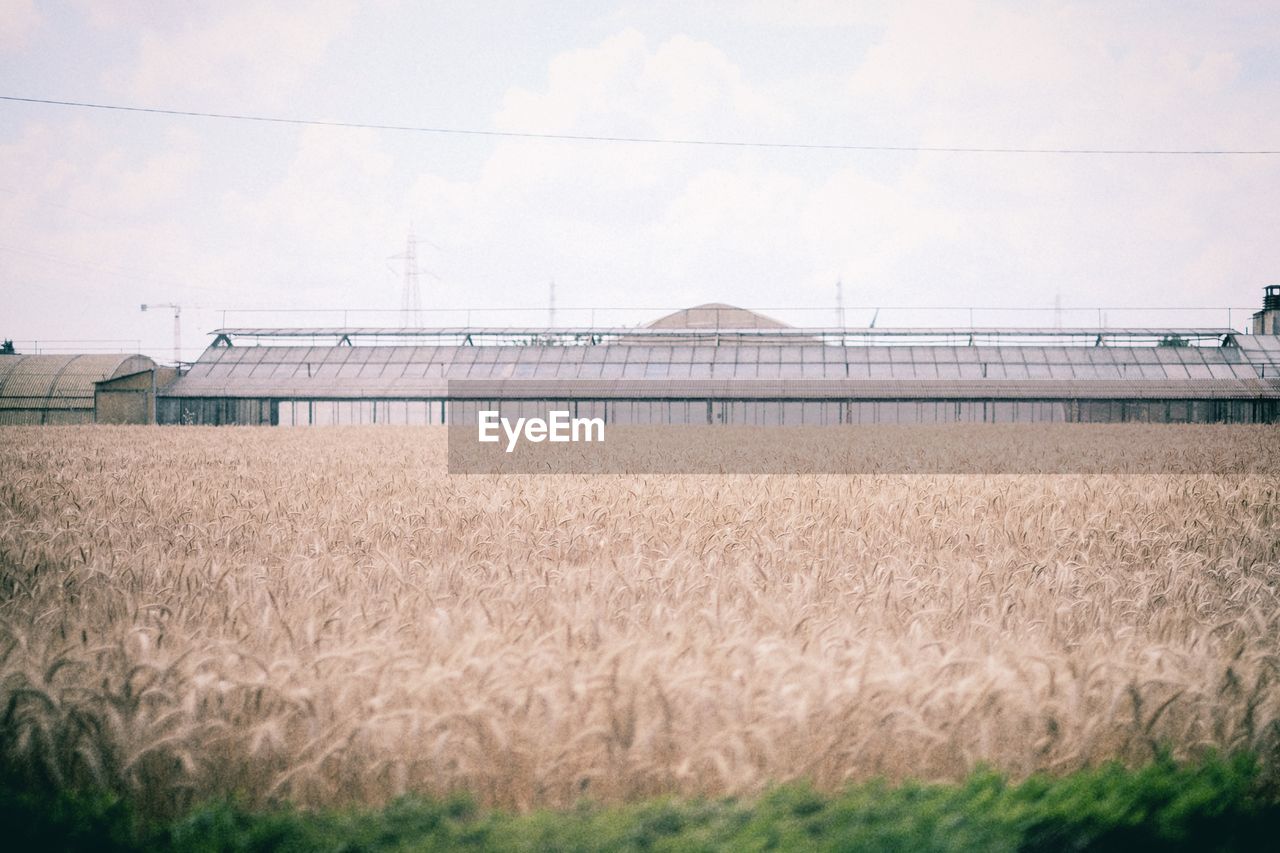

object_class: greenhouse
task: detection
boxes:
[154,303,1280,425]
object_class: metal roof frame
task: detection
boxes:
[163,378,1280,401]
[210,326,1238,348]
[161,340,1280,400]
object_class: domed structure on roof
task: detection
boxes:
[646,303,789,330]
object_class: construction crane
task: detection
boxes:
[140,303,182,365]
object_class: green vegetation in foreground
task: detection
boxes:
[5,753,1278,852]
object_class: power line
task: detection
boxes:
[2,94,1277,155]
[0,242,186,285]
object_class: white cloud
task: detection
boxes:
[105,1,359,106]
[497,30,650,135]
[0,121,204,234]
[640,34,781,133]
[739,0,892,29]
[0,119,245,357]
[434,26,1005,303]
[496,29,785,139]
[843,1,1267,150]
[377,19,1280,314]
[221,125,395,278]
[0,0,41,49]
[824,1,1280,308]
[63,133,203,218]
[6,5,1279,357]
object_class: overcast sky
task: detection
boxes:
[2,1,1279,361]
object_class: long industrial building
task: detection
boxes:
[153,290,1280,426]
[4,289,1278,427]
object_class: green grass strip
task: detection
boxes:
[5,752,1278,852]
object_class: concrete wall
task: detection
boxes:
[1254,311,1279,336]
[94,367,178,424]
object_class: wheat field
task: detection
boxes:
[1,425,1278,816]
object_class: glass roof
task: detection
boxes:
[168,342,1277,391]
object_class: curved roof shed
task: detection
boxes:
[0,354,155,424]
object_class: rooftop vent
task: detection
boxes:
[1265,285,1280,312]
[1253,286,1280,335]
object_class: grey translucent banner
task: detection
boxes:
[444,393,1278,474]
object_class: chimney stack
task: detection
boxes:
[1252,286,1280,335]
